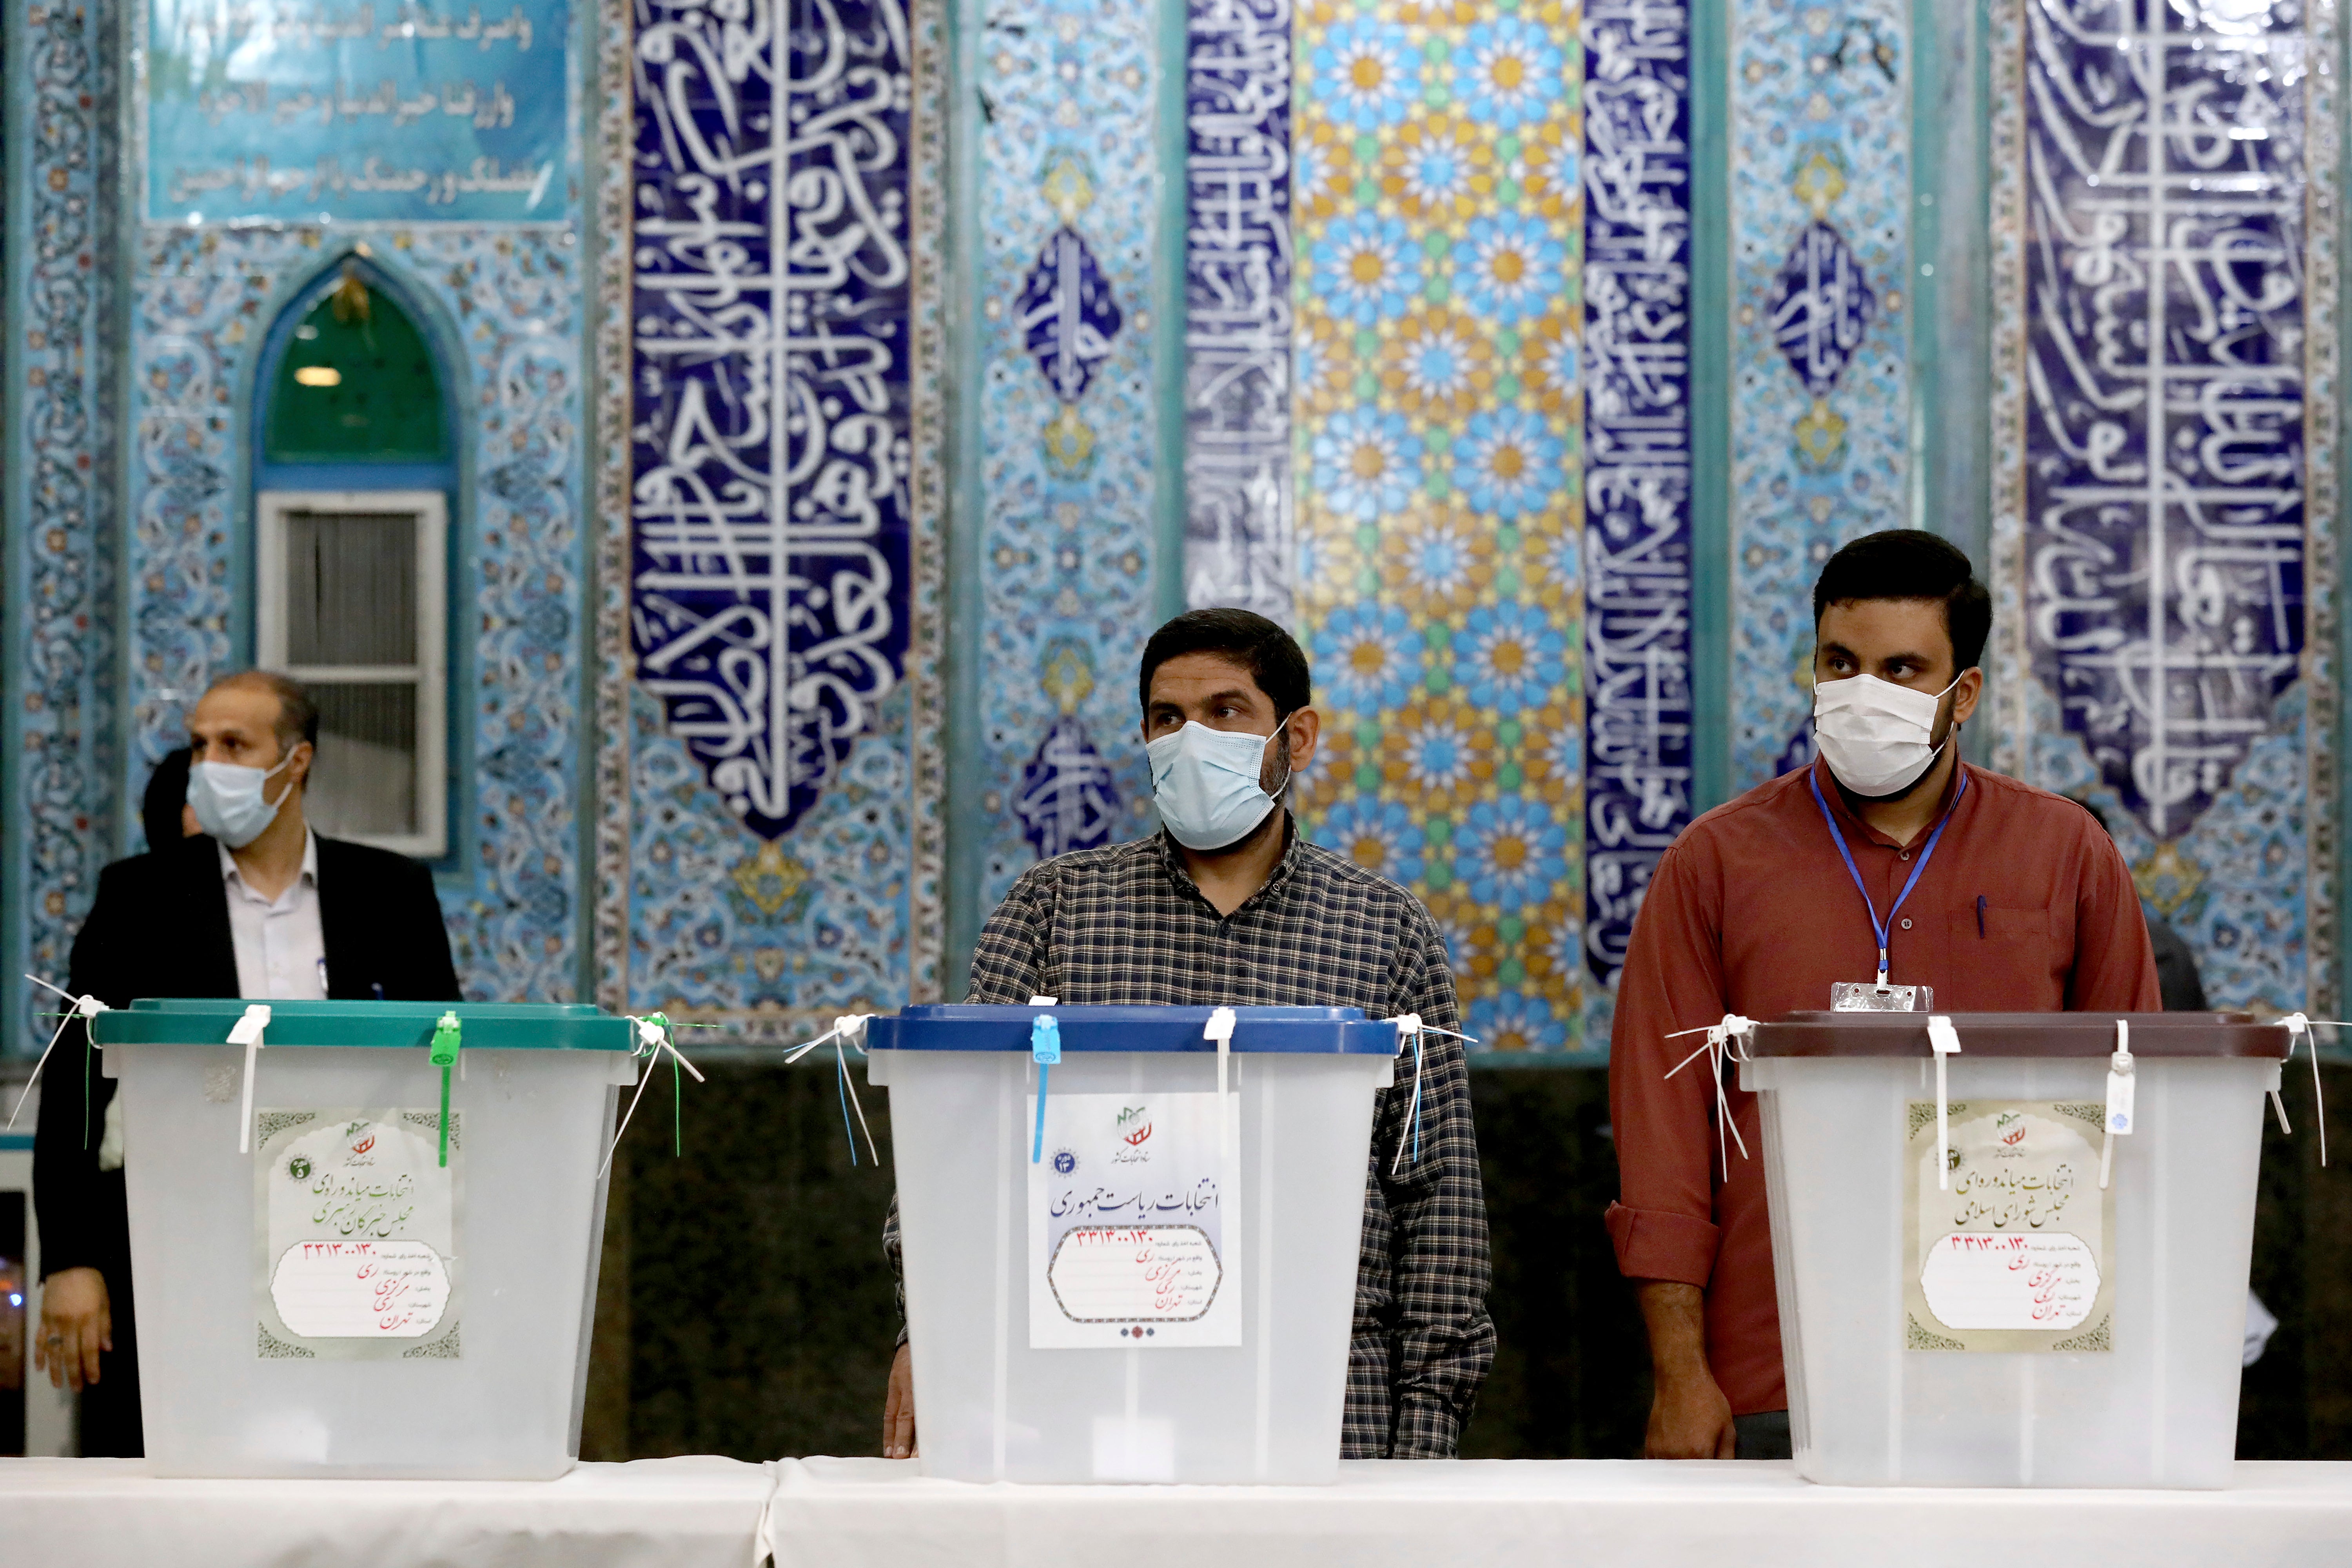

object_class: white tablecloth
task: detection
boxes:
[10,1455,2352,1566]
[0,1455,776,1568]
[768,1457,2352,1568]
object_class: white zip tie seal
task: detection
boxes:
[10,975,109,1131]
[2283,1015,2332,1169]
[1664,1015,1758,1181]
[230,1004,273,1154]
[2100,1018,2133,1191]
[1926,1015,1962,1193]
[831,1015,879,1167]
[1205,1007,1237,1158]
[1388,1013,1424,1176]
[597,1014,710,1180]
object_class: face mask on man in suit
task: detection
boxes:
[187,751,301,849]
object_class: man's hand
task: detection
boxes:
[1635,1279,1737,1459]
[34,1267,111,1393]
[1647,1365,1737,1459]
[882,1340,918,1459]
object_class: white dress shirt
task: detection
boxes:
[221,830,328,1000]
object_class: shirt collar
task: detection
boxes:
[219,828,319,891]
[1152,811,1302,914]
[1809,755,1969,849]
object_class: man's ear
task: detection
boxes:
[1283,706,1321,772]
[1949,668,1984,728]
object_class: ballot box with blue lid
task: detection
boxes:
[868,1003,1403,1484]
[91,998,638,1479]
[1739,1010,2290,1489]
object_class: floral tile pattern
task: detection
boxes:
[1728,0,1910,790]
[973,0,1165,914]
[624,686,924,1025]
[25,0,2341,1063]
[2024,677,2312,1016]
[1292,0,1586,1052]
[7,0,120,1044]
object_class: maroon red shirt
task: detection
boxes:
[1605,757,2161,1414]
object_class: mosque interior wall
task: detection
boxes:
[5,0,2349,1459]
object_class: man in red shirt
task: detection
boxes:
[1606,530,2161,1459]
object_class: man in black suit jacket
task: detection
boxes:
[31,670,459,1455]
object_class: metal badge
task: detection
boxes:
[1831,982,1935,1013]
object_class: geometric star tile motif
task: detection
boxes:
[1292,0,1586,1052]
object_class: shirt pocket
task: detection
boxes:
[1945,904,2065,1011]
[1957,907,2051,945]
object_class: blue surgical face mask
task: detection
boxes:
[186,750,299,849]
[1147,720,1289,852]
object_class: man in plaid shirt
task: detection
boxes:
[882,608,1494,1460]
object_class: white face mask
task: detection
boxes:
[1811,673,1961,797]
[1146,720,1288,852]
[186,750,300,849]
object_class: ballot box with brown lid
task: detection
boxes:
[1736,1010,2292,1488]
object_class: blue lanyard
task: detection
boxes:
[1807,766,1969,986]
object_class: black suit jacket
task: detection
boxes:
[33,833,462,1278]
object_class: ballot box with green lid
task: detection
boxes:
[1736,1010,2294,1488]
[867,1003,1404,1484]
[91,998,638,1479]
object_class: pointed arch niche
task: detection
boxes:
[251,256,458,858]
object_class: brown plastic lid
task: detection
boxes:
[1747,1011,2289,1061]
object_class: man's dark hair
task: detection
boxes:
[1138,609,1312,717]
[141,745,195,850]
[209,668,321,750]
[1811,529,1993,672]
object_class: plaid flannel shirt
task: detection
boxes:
[883,820,1494,1458]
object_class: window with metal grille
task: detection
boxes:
[256,492,448,857]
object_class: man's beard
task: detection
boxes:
[1259,726,1292,800]
[1197,729,1292,856]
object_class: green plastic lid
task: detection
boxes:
[90,998,635,1052]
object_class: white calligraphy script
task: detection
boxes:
[632,0,912,830]
[1582,1,1694,987]
[2021,0,2310,837]
[1182,0,1294,622]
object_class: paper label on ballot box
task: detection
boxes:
[252,1109,462,1360]
[1027,1090,1241,1348]
[1902,1100,2114,1352]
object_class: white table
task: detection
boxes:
[769,1457,2352,1568]
[0,1454,777,1568]
[9,1455,2352,1567]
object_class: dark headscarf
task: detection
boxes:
[142,745,196,851]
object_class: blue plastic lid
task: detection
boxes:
[91,998,634,1051]
[867,1004,1400,1055]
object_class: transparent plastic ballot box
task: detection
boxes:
[1739,1010,2289,1488]
[866,1003,1402,1484]
[91,998,637,1479]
